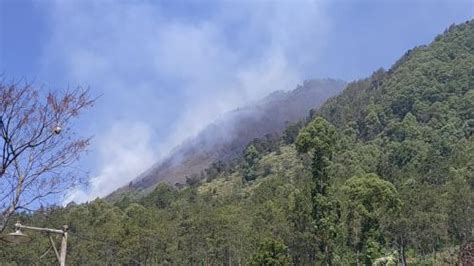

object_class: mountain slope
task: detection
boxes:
[187,19,474,263]
[2,21,473,266]
[317,20,473,185]
[112,79,346,196]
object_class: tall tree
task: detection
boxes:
[295,116,339,265]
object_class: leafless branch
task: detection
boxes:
[0,78,94,232]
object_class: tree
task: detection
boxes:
[141,183,177,209]
[295,117,337,195]
[444,171,474,244]
[342,174,401,265]
[295,117,339,264]
[391,182,448,264]
[250,238,291,266]
[243,144,261,182]
[0,79,93,231]
[287,187,318,264]
[283,121,304,144]
[120,203,162,264]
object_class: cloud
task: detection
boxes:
[39,0,330,203]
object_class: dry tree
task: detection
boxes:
[0,77,94,231]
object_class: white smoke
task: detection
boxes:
[37,0,331,203]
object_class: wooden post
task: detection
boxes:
[59,225,68,266]
[15,222,68,265]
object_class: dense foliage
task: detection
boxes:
[1,21,473,265]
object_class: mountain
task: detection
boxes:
[111,78,346,197]
[3,21,472,265]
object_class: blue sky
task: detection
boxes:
[0,0,472,203]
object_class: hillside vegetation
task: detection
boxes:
[110,79,346,200]
[0,21,473,265]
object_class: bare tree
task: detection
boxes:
[0,78,94,232]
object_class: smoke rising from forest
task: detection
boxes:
[38,0,331,203]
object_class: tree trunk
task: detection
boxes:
[400,242,407,266]
[356,250,360,266]
[325,245,329,266]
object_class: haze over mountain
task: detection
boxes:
[1,16,472,265]
[3,20,472,265]
[112,79,346,196]
[2,0,470,204]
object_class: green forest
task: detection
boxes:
[1,20,473,265]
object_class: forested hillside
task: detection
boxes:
[110,79,346,199]
[0,21,472,265]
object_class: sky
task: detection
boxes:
[0,0,472,204]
